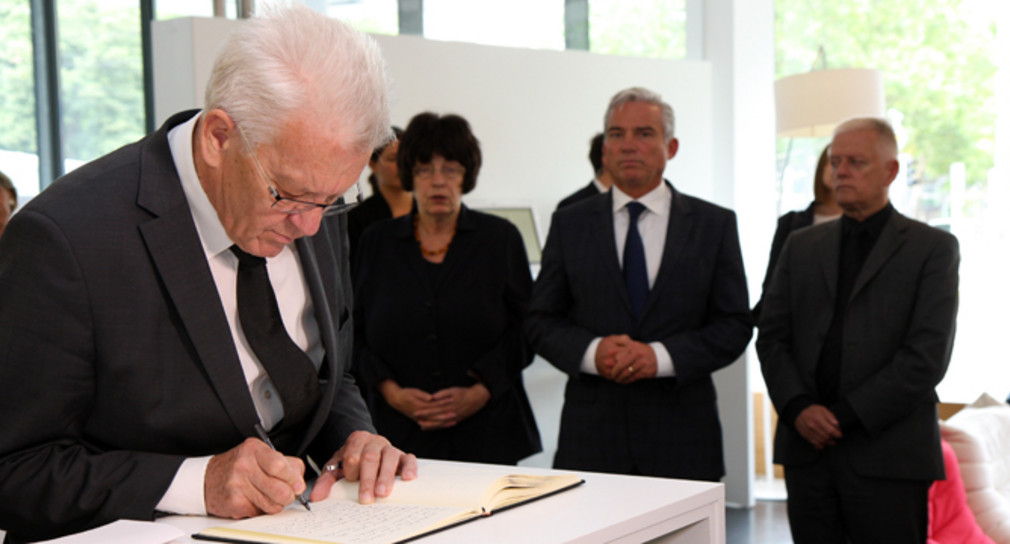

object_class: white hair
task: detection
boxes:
[604,87,676,142]
[204,3,392,153]
[833,117,899,160]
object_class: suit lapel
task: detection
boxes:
[589,192,632,314]
[850,212,906,301]
[136,113,259,437]
[816,221,842,303]
[646,185,692,318]
[294,234,339,455]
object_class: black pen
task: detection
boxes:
[254,423,311,512]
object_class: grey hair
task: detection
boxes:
[833,117,899,160]
[604,87,675,142]
[204,3,392,153]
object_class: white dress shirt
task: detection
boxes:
[579,182,676,378]
[156,112,323,514]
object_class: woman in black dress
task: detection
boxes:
[353,112,541,464]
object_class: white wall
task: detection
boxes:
[370,34,716,241]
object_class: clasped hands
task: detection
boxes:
[794,404,843,450]
[379,379,491,431]
[595,334,657,384]
[205,430,417,518]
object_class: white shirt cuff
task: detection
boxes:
[580,337,603,375]
[650,342,675,377]
[155,456,211,515]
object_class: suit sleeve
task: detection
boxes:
[0,210,183,541]
[845,231,959,435]
[755,235,812,413]
[525,211,598,376]
[659,211,753,385]
[469,223,534,398]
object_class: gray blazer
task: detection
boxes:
[757,210,959,481]
[526,184,753,480]
[0,111,373,541]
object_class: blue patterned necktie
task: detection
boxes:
[623,202,649,320]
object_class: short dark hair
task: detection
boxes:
[0,170,16,212]
[367,125,403,192]
[398,112,481,194]
[589,133,604,175]
[813,144,832,205]
[370,126,403,163]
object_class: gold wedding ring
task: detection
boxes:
[628,366,635,373]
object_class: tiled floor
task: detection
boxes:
[727,500,793,544]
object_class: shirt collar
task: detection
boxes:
[842,201,893,239]
[167,111,235,258]
[612,180,671,217]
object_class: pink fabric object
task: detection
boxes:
[928,439,996,544]
[939,394,1010,544]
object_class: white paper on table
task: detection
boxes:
[35,520,184,544]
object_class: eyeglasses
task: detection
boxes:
[413,164,465,181]
[235,123,361,217]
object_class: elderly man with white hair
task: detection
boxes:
[0,6,415,542]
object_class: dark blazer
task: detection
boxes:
[0,111,373,542]
[347,192,393,261]
[756,210,959,481]
[752,202,817,320]
[556,180,601,211]
[353,206,541,465]
[526,184,753,480]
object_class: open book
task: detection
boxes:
[193,461,584,544]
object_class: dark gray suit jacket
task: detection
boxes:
[526,184,753,480]
[757,209,959,481]
[0,111,373,541]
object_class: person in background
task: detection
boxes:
[556,132,612,210]
[757,118,959,543]
[347,126,411,259]
[353,112,541,464]
[0,6,416,542]
[0,170,17,238]
[526,87,752,481]
[752,144,842,320]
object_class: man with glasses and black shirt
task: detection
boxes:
[0,6,416,543]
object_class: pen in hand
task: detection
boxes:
[254,422,311,512]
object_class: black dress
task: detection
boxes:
[352,206,542,464]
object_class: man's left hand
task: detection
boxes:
[610,341,657,384]
[308,431,417,504]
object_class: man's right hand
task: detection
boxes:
[595,334,632,378]
[204,437,307,518]
[794,405,843,449]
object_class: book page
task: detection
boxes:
[328,462,507,510]
[198,499,464,544]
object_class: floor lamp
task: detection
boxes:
[773,67,886,215]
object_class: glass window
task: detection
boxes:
[57,0,145,173]
[0,0,40,203]
[589,0,687,59]
[423,0,564,50]
[327,0,398,35]
[775,0,1001,402]
[155,0,219,19]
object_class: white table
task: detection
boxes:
[160,461,725,544]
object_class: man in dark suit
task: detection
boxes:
[757,118,959,543]
[556,133,613,210]
[0,6,415,542]
[526,87,753,481]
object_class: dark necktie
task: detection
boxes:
[231,245,320,430]
[623,202,649,320]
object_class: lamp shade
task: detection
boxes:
[774,68,885,138]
